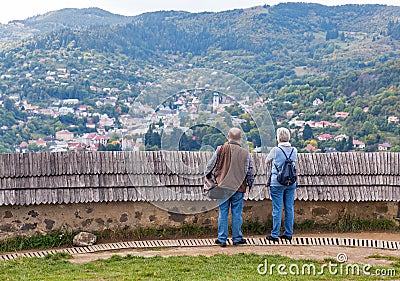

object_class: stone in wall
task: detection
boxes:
[168,212,186,223]
[44,219,55,230]
[120,213,128,223]
[73,232,97,247]
[3,210,13,218]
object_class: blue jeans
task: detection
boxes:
[269,183,296,238]
[217,191,244,243]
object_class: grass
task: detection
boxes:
[0,225,215,254]
[333,215,398,233]
[242,216,399,234]
[367,255,400,268]
[96,224,216,241]
[0,253,398,281]
[0,218,398,280]
[0,230,75,253]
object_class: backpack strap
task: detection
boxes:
[274,147,294,171]
[278,146,294,160]
[278,147,288,160]
[288,147,294,159]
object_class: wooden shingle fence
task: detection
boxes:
[0,151,399,206]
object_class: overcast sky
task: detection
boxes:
[1,0,399,24]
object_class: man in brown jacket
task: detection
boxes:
[204,127,254,247]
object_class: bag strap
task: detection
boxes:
[288,148,294,159]
[274,147,294,171]
[278,146,294,160]
[209,143,224,175]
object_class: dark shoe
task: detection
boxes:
[215,239,226,247]
[266,235,279,242]
[279,235,292,242]
[233,238,247,246]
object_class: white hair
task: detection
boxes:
[277,127,290,143]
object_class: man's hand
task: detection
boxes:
[248,187,255,199]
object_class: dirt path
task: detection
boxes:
[70,232,400,266]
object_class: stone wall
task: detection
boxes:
[1,200,398,240]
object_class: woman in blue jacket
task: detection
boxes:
[266,127,297,242]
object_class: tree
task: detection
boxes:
[326,29,339,40]
[225,102,244,116]
[99,104,118,119]
[157,118,164,127]
[302,124,313,141]
[390,145,400,152]
[208,134,225,148]
[361,121,377,136]
[347,135,354,151]
[161,127,183,150]
[92,115,100,124]
[105,140,121,151]
[247,128,261,148]
[305,139,318,148]
[58,113,76,125]
[333,99,345,112]
[144,124,161,149]
[366,133,380,145]
[352,107,365,122]
[4,98,16,112]
[336,138,347,152]
[28,143,44,152]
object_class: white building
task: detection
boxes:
[59,107,74,115]
[212,92,219,112]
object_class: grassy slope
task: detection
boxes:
[0,253,398,280]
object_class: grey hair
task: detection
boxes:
[277,127,290,142]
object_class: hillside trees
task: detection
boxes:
[0,4,398,152]
[388,19,400,40]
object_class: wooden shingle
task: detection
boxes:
[0,151,399,205]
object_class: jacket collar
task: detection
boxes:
[278,142,291,147]
[228,141,241,147]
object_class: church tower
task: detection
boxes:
[212,92,219,113]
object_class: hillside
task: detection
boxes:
[0,7,132,43]
[0,3,399,153]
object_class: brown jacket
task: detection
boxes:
[214,142,249,193]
